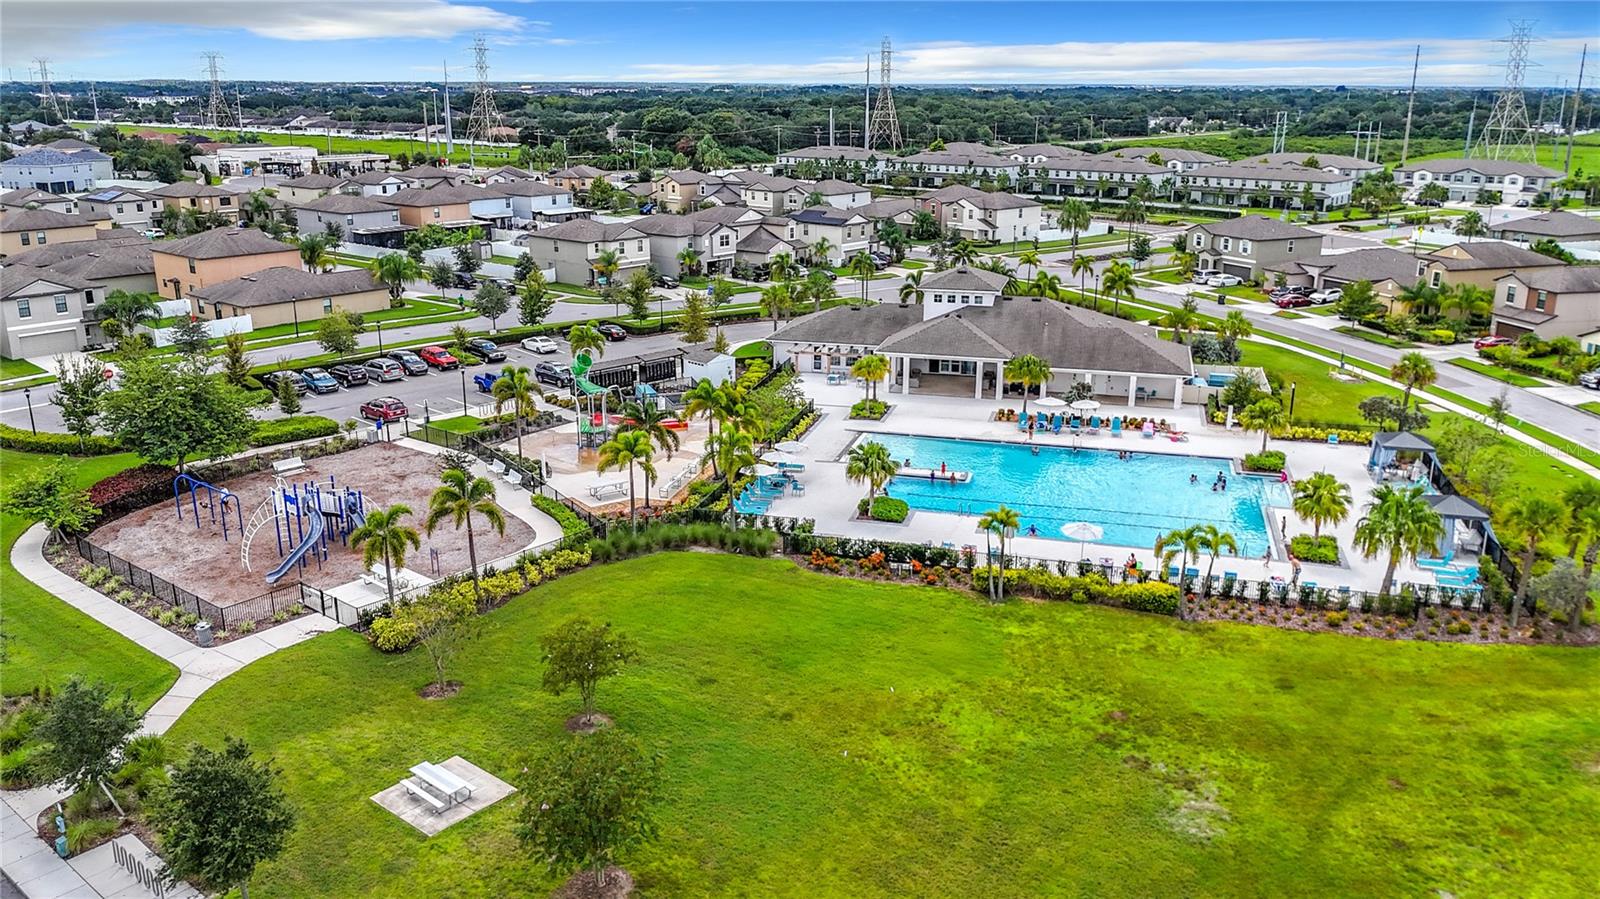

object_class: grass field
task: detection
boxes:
[1333,326,1416,349]
[0,357,46,379]
[1234,339,1398,424]
[0,450,178,709]
[732,340,771,360]
[1410,135,1600,181]
[95,123,517,167]
[1448,357,1546,388]
[164,552,1600,898]
[1580,401,1600,416]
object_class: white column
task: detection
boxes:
[1173,377,1183,410]
[974,361,984,399]
[1127,374,1139,408]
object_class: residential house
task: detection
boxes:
[738,173,809,215]
[276,173,349,205]
[1246,152,1384,180]
[914,265,1011,320]
[0,188,75,213]
[1039,157,1174,198]
[773,145,887,179]
[1419,241,1566,293]
[0,147,114,192]
[1489,210,1600,245]
[652,170,726,212]
[1003,144,1087,165]
[483,165,541,185]
[293,193,409,248]
[916,185,1044,243]
[0,207,109,256]
[1492,266,1600,347]
[1093,147,1225,172]
[734,222,806,270]
[889,150,1021,188]
[0,265,101,357]
[482,180,582,227]
[151,226,300,301]
[787,207,871,265]
[807,179,872,209]
[549,165,608,195]
[395,165,461,190]
[516,219,650,287]
[1181,163,1354,210]
[381,184,482,231]
[1394,159,1565,202]
[341,171,418,197]
[145,182,242,222]
[629,210,744,277]
[76,189,157,229]
[461,183,517,230]
[853,196,919,229]
[1185,216,1323,281]
[5,231,157,297]
[1274,247,1425,306]
[187,267,390,327]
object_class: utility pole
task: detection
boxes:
[828,107,834,146]
[863,54,871,151]
[1463,95,1478,156]
[89,82,99,123]
[1400,44,1420,165]
[1565,44,1587,173]
[442,60,455,156]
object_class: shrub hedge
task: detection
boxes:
[588,522,778,562]
[248,415,340,448]
[531,494,592,541]
[0,423,122,455]
[868,496,909,522]
[1243,450,1286,472]
[971,565,1182,615]
[1289,534,1340,564]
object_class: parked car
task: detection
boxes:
[520,335,559,354]
[1513,199,1530,207]
[595,322,628,341]
[360,396,409,422]
[1285,284,1313,295]
[535,362,574,388]
[465,337,505,362]
[1309,288,1343,304]
[1578,370,1600,390]
[140,227,165,239]
[328,363,370,387]
[1474,335,1515,350]
[261,370,309,395]
[1206,274,1243,287]
[1417,198,1442,207]
[417,345,460,370]
[810,268,838,281]
[1273,295,1312,309]
[652,273,679,289]
[387,349,428,375]
[451,272,479,289]
[363,358,405,382]
[1192,269,1222,284]
[300,368,340,394]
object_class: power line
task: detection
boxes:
[202,52,236,130]
[1473,19,1539,163]
[32,58,65,124]
[465,34,503,169]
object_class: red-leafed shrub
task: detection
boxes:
[88,464,175,521]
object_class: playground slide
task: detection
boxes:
[264,505,325,585]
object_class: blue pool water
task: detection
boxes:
[870,434,1289,557]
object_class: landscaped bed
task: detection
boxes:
[163,551,1600,897]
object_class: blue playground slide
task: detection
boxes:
[265,505,325,585]
[344,493,365,531]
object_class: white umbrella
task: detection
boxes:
[761,450,797,464]
[1034,395,1068,408]
[752,463,781,476]
[1059,521,1104,560]
[1069,399,1101,413]
[774,440,808,454]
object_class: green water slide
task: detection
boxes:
[570,350,606,396]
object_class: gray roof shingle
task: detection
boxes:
[154,226,296,260]
[1194,215,1320,241]
[187,266,380,308]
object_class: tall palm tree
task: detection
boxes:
[1156,525,1204,581]
[771,252,795,287]
[845,440,900,501]
[1028,271,1063,300]
[850,353,889,401]
[847,251,876,308]
[676,246,702,277]
[566,322,605,362]
[596,429,656,527]
[1563,480,1600,559]
[298,233,333,272]
[425,467,507,604]
[1292,472,1352,538]
[1017,249,1043,281]
[1116,198,1147,252]
[1503,497,1565,627]
[370,253,422,302]
[897,270,924,306]
[809,237,833,267]
[1071,255,1097,306]
[950,240,978,267]
[683,379,724,473]
[1197,525,1238,587]
[490,365,538,457]
[1389,351,1437,412]
[759,283,791,331]
[100,289,161,338]
[1239,397,1288,453]
[1100,260,1135,316]
[978,504,1021,602]
[1454,210,1486,242]
[349,504,421,608]
[619,399,681,464]
[591,248,621,287]
[1217,310,1254,345]
[1395,280,1440,320]
[1058,198,1091,259]
[1004,354,1051,417]
[1353,484,1443,598]
[709,428,756,525]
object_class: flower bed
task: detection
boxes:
[849,399,889,420]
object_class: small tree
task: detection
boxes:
[0,458,99,544]
[679,290,710,344]
[1239,397,1287,453]
[518,271,555,328]
[169,314,210,357]
[623,270,653,322]
[35,677,139,815]
[473,281,511,332]
[101,355,256,471]
[712,328,730,354]
[154,737,295,899]
[1003,354,1050,418]
[50,356,109,451]
[349,504,421,608]
[1529,558,1596,635]
[1292,471,1352,538]
[275,367,302,415]
[395,586,479,694]
[1129,233,1152,264]
[513,251,537,283]
[978,505,1021,602]
[428,259,456,295]
[315,311,358,358]
[540,618,641,728]
[516,729,662,894]
[849,353,889,401]
[453,242,482,275]
[220,332,252,387]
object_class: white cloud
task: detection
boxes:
[1,0,523,59]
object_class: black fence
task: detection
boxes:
[70,535,305,630]
[1424,452,1519,591]
[297,582,367,627]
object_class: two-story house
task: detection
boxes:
[549,165,609,196]
[0,147,114,193]
[0,208,109,256]
[151,226,300,302]
[1419,241,1565,293]
[381,184,481,231]
[787,207,871,265]
[737,174,809,215]
[889,150,1021,188]
[1093,147,1225,173]
[630,212,744,278]
[1492,266,1600,346]
[1004,144,1086,165]
[6,231,157,297]
[484,180,581,227]
[0,265,102,357]
[0,188,75,213]
[76,189,157,230]
[276,173,349,205]
[294,193,409,248]
[1039,157,1174,198]
[652,170,726,213]
[1247,153,1385,180]
[1181,163,1354,211]
[145,182,242,221]
[1394,159,1565,202]
[773,145,887,180]
[807,179,872,209]
[940,191,1045,244]
[395,165,461,190]
[1185,216,1322,281]
[341,171,418,197]
[516,219,650,286]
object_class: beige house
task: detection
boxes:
[0,208,108,256]
[276,173,349,205]
[145,182,242,221]
[549,165,608,195]
[1491,266,1600,345]
[1419,242,1566,293]
[382,185,480,230]
[1185,216,1322,281]
[652,170,725,212]
[6,232,157,297]
[151,226,300,301]
[0,188,76,213]
[188,267,389,327]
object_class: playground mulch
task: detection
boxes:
[87,443,536,607]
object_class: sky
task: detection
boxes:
[3,1,1597,87]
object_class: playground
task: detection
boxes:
[84,443,536,610]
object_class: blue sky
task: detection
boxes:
[5,1,1597,86]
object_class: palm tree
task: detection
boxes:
[1563,480,1600,559]
[1217,310,1253,345]
[1156,525,1204,581]
[1569,505,1600,586]
[596,429,656,527]
[978,505,1021,602]
[425,467,507,604]
[349,505,422,608]
[1028,271,1063,300]
[1503,497,1565,627]
[100,289,161,338]
[845,440,900,502]
[759,283,791,331]
[771,252,795,287]
[1004,354,1051,418]
[847,251,876,308]
[1071,255,1097,306]
[683,379,724,473]
[490,365,538,457]
[1239,397,1288,453]
[1389,351,1437,412]
[243,190,274,227]
[1441,284,1491,322]
[809,237,833,267]
[1292,472,1352,538]
[618,398,682,483]
[1116,198,1147,252]
[897,270,924,305]
[1352,484,1443,598]
[566,322,604,362]
[1395,280,1441,320]
[950,240,978,267]
[1162,299,1198,344]
[1197,525,1238,588]
[370,253,422,302]
[676,246,702,277]
[298,233,333,272]
[850,353,889,401]
[709,428,757,525]
[1058,198,1091,259]
[591,248,621,287]
[1454,210,1486,241]
[1100,260,1136,316]
[1017,249,1043,281]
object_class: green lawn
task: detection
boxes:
[1410,136,1600,181]
[1332,326,1416,349]
[732,340,771,360]
[547,281,602,297]
[428,414,488,434]
[1580,401,1600,416]
[1234,339,1399,425]
[0,375,57,393]
[1448,357,1545,388]
[0,357,47,379]
[0,450,179,709]
[165,552,1600,898]
[94,123,518,167]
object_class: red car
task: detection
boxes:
[360,397,409,422]
[1474,335,1513,350]
[1273,295,1312,308]
[417,345,460,370]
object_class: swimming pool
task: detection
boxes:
[868,433,1289,557]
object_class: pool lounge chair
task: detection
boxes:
[1051,413,1064,434]
[1416,553,1455,569]
[1142,421,1155,439]
[1110,417,1122,437]
[1088,416,1101,434]
[733,495,769,515]
[1069,416,1081,434]
[1017,413,1030,432]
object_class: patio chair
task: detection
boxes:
[1110,417,1122,437]
[1416,553,1455,570]
[1016,413,1029,432]
[791,482,806,496]
[1088,415,1101,434]
[1301,581,1318,591]
[1051,413,1064,434]
[1069,416,1082,434]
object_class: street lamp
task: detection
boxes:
[1289,382,1298,418]
[375,320,384,352]
[22,387,36,434]
[460,368,468,411]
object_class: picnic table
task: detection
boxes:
[410,761,473,807]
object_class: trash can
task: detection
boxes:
[194,621,213,647]
[55,834,68,858]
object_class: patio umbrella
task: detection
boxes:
[1059,521,1104,560]
[1034,395,1068,408]
[774,440,808,454]
[752,463,781,476]
[761,450,797,464]
[1069,399,1101,413]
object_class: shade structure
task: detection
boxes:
[1034,395,1068,408]
[774,440,808,454]
[1060,521,1104,559]
[761,450,798,464]
[1069,399,1102,413]
[752,464,780,476]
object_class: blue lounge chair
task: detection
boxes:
[1051,413,1064,434]
[1069,416,1082,433]
[733,495,769,515]
[1110,417,1122,437]
[1416,553,1455,569]
[1301,581,1318,591]
[1016,413,1028,431]
[1088,415,1101,434]
[791,481,806,496]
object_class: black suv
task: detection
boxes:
[534,362,574,388]
[328,363,370,387]
[452,272,479,289]
[465,337,506,362]
[387,349,428,376]
[652,273,678,289]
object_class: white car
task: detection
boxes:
[141,228,165,239]
[1192,269,1222,284]
[520,335,559,354]
[1206,274,1243,287]
[1309,288,1343,304]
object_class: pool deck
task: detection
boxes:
[764,373,1467,595]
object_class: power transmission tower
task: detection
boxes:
[202,52,235,130]
[465,34,502,169]
[866,36,902,151]
[1473,20,1539,163]
[32,58,65,125]
[1270,111,1288,153]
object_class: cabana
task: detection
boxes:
[1425,493,1492,558]
[1367,431,1437,479]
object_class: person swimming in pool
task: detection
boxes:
[1027,524,1039,537]
[1190,473,1198,484]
